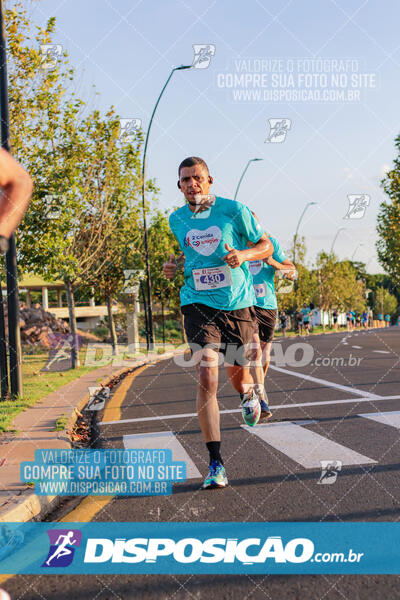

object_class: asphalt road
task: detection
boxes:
[4,327,400,599]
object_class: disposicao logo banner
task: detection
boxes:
[0,522,398,575]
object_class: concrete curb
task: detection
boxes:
[0,349,185,523]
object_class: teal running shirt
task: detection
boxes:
[301,307,311,322]
[169,196,263,310]
[248,237,287,310]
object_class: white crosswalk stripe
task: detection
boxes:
[360,410,400,429]
[121,411,400,474]
[123,431,202,479]
[241,421,376,468]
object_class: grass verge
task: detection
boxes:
[0,349,97,433]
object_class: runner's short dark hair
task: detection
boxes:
[178,156,209,176]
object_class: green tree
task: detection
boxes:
[365,273,399,312]
[58,109,147,366]
[19,105,144,366]
[5,2,89,366]
[277,237,317,317]
[6,4,75,166]
[148,210,182,343]
[290,234,306,264]
[373,287,397,316]
[5,1,78,275]
[83,126,148,354]
[314,252,341,329]
[336,260,366,313]
[277,251,367,329]
[377,134,400,284]
[6,4,165,365]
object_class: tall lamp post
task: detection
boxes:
[293,201,317,263]
[141,64,192,349]
[330,227,346,254]
[234,158,263,201]
[351,243,364,261]
[0,0,21,397]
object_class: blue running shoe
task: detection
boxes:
[259,397,272,421]
[202,460,228,489]
[240,392,261,427]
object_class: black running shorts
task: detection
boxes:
[254,307,277,342]
[181,303,257,365]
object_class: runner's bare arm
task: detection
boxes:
[0,148,33,238]
[265,256,297,280]
[239,233,273,261]
[223,233,273,269]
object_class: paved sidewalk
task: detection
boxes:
[0,350,183,522]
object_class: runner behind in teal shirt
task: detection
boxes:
[248,236,287,310]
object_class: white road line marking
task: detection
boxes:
[100,395,400,425]
[352,345,362,349]
[360,410,400,429]
[268,365,381,399]
[242,422,376,468]
[372,350,391,354]
[123,431,202,479]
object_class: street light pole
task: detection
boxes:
[141,64,192,350]
[330,227,346,254]
[233,158,263,201]
[351,243,364,261]
[0,0,21,397]
[293,201,317,263]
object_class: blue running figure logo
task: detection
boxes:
[42,529,82,567]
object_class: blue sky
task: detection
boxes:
[24,0,400,272]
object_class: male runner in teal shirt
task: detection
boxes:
[301,303,313,335]
[249,235,296,420]
[163,157,273,489]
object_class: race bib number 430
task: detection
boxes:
[192,266,232,291]
[254,283,267,298]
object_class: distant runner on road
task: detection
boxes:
[296,309,304,335]
[300,303,312,336]
[163,156,273,489]
[332,309,338,331]
[279,311,288,337]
